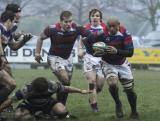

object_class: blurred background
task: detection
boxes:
[1,0,160,70]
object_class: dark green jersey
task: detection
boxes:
[14,80,64,107]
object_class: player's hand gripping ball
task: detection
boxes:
[92,42,106,56]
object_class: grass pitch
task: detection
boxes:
[2,68,160,121]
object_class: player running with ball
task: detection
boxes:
[93,16,139,119]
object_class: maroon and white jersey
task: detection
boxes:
[85,22,107,43]
[83,22,107,55]
[44,23,90,59]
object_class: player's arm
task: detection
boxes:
[78,36,85,59]
[117,32,134,57]
[35,32,48,63]
[105,45,133,57]
[116,48,133,57]
[54,81,91,94]
[8,33,32,51]
[0,33,7,69]
[0,36,4,56]
[63,86,91,94]
[105,31,133,57]
[0,90,22,112]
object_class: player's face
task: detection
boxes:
[90,11,101,26]
[107,21,119,35]
[60,17,73,32]
[15,12,21,23]
[8,18,15,30]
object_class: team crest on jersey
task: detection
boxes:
[126,30,131,35]
[105,36,110,42]
[49,24,56,28]
[57,32,64,35]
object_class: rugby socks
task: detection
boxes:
[0,84,4,90]
[126,90,137,113]
[57,111,69,119]
[109,85,121,105]
[89,83,98,112]
[0,87,11,105]
[109,85,124,118]
[62,92,68,105]
[57,92,68,105]
[57,82,70,105]
[90,103,98,112]
[89,83,95,90]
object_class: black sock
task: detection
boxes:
[57,111,68,119]
[57,92,68,105]
[57,80,70,105]
[91,103,98,109]
[0,87,12,105]
[109,85,121,105]
[0,84,4,90]
[89,83,95,90]
[126,89,137,113]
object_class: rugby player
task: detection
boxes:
[35,10,90,106]
[0,4,32,114]
[78,8,106,112]
[0,77,91,121]
[94,17,139,119]
[0,11,32,121]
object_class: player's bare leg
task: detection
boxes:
[0,70,16,105]
[15,108,33,121]
[107,76,123,118]
[3,64,13,77]
[51,103,68,118]
[54,69,70,105]
[85,71,99,112]
[96,74,105,93]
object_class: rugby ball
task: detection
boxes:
[92,42,106,52]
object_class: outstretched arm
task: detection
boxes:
[0,95,18,112]
[35,32,48,63]
[63,86,91,94]
[0,86,27,112]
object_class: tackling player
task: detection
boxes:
[0,3,32,114]
[0,11,32,121]
[0,77,91,121]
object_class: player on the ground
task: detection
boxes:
[0,77,91,121]
[35,10,90,106]
[78,8,106,112]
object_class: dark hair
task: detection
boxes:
[31,77,49,93]
[5,3,21,13]
[0,11,15,22]
[89,8,102,23]
[60,11,72,21]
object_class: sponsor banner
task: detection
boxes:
[5,36,79,64]
[128,48,160,64]
[6,47,78,63]
[6,47,78,64]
